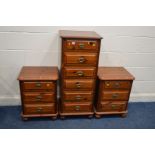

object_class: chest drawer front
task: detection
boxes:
[64,67,96,78]
[63,79,94,90]
[102,90,129,101]
[104,81,131,89]
[63,103,92,113]
[22,82,55,90]
[100,101,127,112]
[64,40,98,51]
[24,104,55,115]
[63,91,93,102]
[64,52,97,66]
[23,92,55,102]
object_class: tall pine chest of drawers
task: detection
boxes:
[59,30,102,118]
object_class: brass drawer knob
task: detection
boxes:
[67,42,75,49]
[114,82,120,88]
[78,57,86,63]
[75,105,80,111]
[35,95,42,101]
[75,95,83,100]
[79,43,85,49]
[75,82,81,88]
[111,104,116,109]
[92,43,96,47]
[46,83,51,87]
[35,82,41,87]
[76,71,84,77]
[88,42,96,47]
[106,82,110,87]
[112,93,118,99]
[36,107,43,113]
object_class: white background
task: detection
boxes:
[0,26,155,105]
[0,0,154,155]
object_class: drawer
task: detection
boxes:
[100,101,127,112]
[24,104,55,115]
[104,81,131,89]
[64,40,98,50]
[102,90,129,101]
[63,79,95,90]
[23,92,55,102]
[63,91,93,102]
[62,102,92,113]
[64,52,97,66]
[22,81,55,90]
[63,67,96,78]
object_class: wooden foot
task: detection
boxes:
[60,116,66,120]
[88,115,93,119]
[22,117,28,121]
[51,116,57,120]
[95,114,101,119]
[121,113,127,118]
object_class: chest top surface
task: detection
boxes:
[18,66,59,81]
[59,30,102,39]
[98,67,135,80]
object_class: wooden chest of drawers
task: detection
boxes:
[95,67,135,118]
[59,30,102,118]
[18,67,59,120]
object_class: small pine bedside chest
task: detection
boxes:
[18,66,59,120]
[95,67,135,118]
